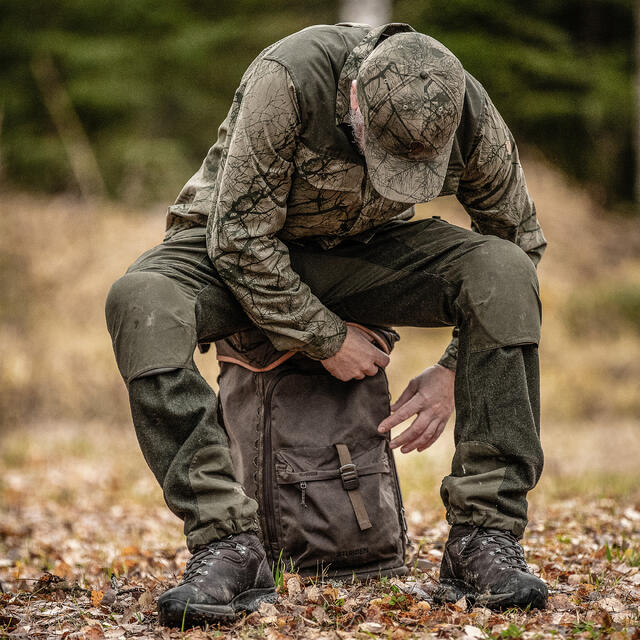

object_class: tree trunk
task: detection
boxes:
[636,0,640,207]
[339,0,391,26]
[0,103,4,185]
[31,54,107,201]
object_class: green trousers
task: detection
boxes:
[106,218,543,550]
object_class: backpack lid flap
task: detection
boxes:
[214,323,399,371]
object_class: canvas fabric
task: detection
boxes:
[215,325,408,578]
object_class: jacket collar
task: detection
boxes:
[335,22,416,126]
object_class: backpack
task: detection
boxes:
[213,323,409,579]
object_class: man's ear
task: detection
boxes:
[350,79,359,111]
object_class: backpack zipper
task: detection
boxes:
[262,368,294,561]
[381,376,411,552]
[299,481,307,507]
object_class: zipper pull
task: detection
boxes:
[400,506,411,546]
[300,481,307,507]
[400,506,408,532]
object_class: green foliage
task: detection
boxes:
[604,540,640,566]
[498,623,525,639]
[180,598,189,632]
[571,621,609,639]
[0,0,636,206]
[272,549,286,589]
[0,0,338,201]
[388,584,408,607]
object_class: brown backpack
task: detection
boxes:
[214,323,408,579]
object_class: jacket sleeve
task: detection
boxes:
[438,95,547,371]
[207,59,347,359]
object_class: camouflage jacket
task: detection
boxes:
[166,23,546,365]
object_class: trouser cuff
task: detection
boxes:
[186,517,261,552]
[446,507,527,539]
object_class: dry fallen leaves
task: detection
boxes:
[1,438,639,640]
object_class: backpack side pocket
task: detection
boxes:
[274,438,402,575]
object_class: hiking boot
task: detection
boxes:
[157,532,277,628]
[433,525,548,609]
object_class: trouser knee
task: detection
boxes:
[105,271,196,383]
[457,237,541,351]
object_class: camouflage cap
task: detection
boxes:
[356,32,466,203]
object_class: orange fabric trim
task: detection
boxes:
[346,322,390,355]
[217,351,296,373]
[215,322,391,371]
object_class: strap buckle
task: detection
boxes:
[339,463,359,491]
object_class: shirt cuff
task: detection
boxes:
[438,331,458,372]
[303,317,348,360]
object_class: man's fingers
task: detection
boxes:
[352,326,389,368]
[378,397,420,432]
[364,364,379,377]
[398,417,441,453]
[373,348,390,369]
[390,384,415,412]
[417,420,447,451]
[390,413,431,450]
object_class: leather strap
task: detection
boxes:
[335,443,372,531]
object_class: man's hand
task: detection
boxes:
[321,325,390,381]
[378,365,455,453]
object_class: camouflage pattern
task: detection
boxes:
[166,23,546,363]
[358,33,466,204]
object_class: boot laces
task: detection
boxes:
[182,538,248,584]
[464,528,529,571]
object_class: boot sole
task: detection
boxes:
[434,578,547,610]
[158,588,278,628]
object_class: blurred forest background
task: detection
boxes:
[1,0,640,518]
[1,0,638,206]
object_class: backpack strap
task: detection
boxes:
[216,350,296,373]
[335,443,372,531]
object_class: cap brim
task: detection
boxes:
[364,134,454,204]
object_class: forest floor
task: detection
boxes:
[1,421,639,640]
